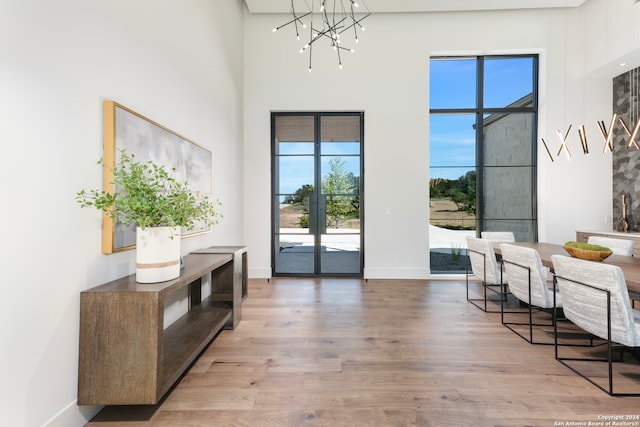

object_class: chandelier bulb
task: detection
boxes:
[353,2,359,7]
[272,27,278,32]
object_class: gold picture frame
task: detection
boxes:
[102,100,213,254]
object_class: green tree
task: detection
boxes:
[429,170,476,214]
[284,184,314,210]
[321,157,358,228]
[283,184,314,228]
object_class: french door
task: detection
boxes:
[271,112,364,276]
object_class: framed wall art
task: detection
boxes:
[101,100,213,253]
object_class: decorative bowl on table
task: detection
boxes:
[562,241,612,261]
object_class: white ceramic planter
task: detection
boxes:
[136,226,181,283]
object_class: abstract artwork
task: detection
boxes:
[102,100,212,253]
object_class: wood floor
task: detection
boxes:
[89,278,640,426]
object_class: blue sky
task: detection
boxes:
[278,141,360,195]
[430,57,534,108]
[429,57,534,180]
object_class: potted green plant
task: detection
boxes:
[76,149,222,283]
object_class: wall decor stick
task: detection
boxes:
[597,114,617,153]
[620,118,640,149]
[556,125,572,160]
[541,138,555,162]
[578,124,589,154]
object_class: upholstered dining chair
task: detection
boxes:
[500,243,561,344]
[587,235,634,256]
[481,231,515,243]
[551,254,640,396]
[589,237,640,308]
[465,236,509,312]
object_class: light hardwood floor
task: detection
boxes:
[89,278,640,426]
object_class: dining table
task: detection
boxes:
[494,242,640,299]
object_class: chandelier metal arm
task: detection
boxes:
[273,0,370,71]
[273,12,312,33]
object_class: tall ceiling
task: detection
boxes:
[245,0,588,14]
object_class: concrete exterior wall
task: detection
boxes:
[483,107,535,240]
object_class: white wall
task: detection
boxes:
[0,0,245,425]
[244,11,430,278]
[244,4,640,278]
[541,0,640,245]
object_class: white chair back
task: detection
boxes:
[500,244,557,308]
[466,236,505,285]
[481,231,515,243]
[551,254,640,347]
[587,236,634,256]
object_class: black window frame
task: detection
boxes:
[429,54,539,242]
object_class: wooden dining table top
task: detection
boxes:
[494,242,640,296]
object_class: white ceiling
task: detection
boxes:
[245,0,589,14]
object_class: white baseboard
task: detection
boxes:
[363,267,429,280]
[42,400,101,427]
[248,267,272,278]
[248,267,431,280]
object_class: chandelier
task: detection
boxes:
[272,0,370,72]
[542,67,640,162]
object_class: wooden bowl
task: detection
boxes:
[563,245,612,261]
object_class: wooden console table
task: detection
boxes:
[576,230,640,257]
[78,252,241,406]
[193,246,247,298]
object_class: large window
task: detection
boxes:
[429,55,538,273]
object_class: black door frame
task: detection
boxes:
[271,111,364,277]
